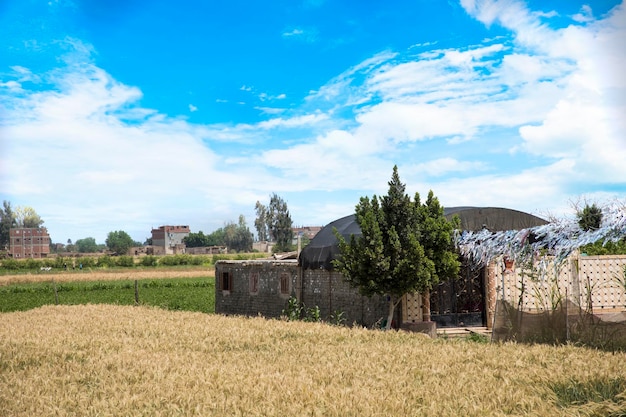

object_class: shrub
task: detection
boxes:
[24,258,42,270]
[140,256,158,267]
[190,255,206,265]
[1,258,19,270]
[159,254,200,266]
[212,254,229,264]
[77,257,96,268]
[42,258,56,268]
[97,256,114,268]
[282,296,303,321]
[116,256,134,268]
[54,256,68,269]
[159,255,180,266]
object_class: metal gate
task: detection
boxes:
[430,259,485,327]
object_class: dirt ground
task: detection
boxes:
[0,267,215,286]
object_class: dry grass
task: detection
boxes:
[0,267,214,286]
[1,305,625,416]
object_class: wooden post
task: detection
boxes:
[53,279,59,305]
[134,280,139,305]
[485,262,498,330]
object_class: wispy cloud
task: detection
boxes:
[572,5,594,23]
[281,27,318,43]
[254,106,286,115]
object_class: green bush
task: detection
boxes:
[141,255,158,267]
[77,257,96,268]
[159,255,179,266]
[97,255,114,268]
[54,256,68,269]
[24,258,42,270]
[1,258,20,270]
[42,258,56,268]
[116,255,134,267]
[190,255,207,265]
[160,254,199,266]
[212,254,229,264]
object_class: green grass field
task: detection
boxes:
[0,277,215,313]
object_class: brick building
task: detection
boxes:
[215,207,552,329]
[214,259,389,327]
[9,227,51,258]
[151,225,190,255]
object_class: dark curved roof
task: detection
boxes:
[298,207,548,270]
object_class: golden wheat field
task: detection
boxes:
[0,267,214,286]
[1,304,625,417]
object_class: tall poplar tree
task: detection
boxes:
[266,193,293,252]
[333,166,459,329]
[0,201,17,249]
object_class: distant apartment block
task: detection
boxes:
[9,227,51,258]
[151,225,190,255]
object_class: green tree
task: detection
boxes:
[577,203,603,231]
[75,237,99,253]
[224,215,254,252]
[105,230,134,256]
[267,193,293,252]
[0,201,17,250]
[14,206,44,228]
[254,201,269,241]
[333,166,460,329]
[206,228,226,247]
[184,231,209,248]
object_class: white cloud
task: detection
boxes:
[255,106,285,115]
[257,113,329,130]
[282,28,304,37]
[188,104,198,112]
[2,0,624,242]
[281,27,318,43]
[0,63,268,241]
[572,5,594,23]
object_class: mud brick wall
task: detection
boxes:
[215,260,298,318]
[300,269,392,327]
[215,260,393,327]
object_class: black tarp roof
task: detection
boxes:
[298,207,548,270]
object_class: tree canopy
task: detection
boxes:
[255,194,293,252]
[184,215,253,252]
[105,230,135,256]
[333,166,460,329]
[254,201,269,241]
[0,201,17,250]
[577,203,603,231]
[267,193,293,252]
[75,237,100,253]
[14,206,44,228]
[223,215,254,252]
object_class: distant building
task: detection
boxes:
[292,226,322,240]
[185,246,227,255]
[9,228,51,258]
[150,225,190,255]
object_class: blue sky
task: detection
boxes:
[1,0,625,244]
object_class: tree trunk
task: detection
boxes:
[385,295,405,330]
[386,297,395,330]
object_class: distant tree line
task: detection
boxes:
[184,215,253,253]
